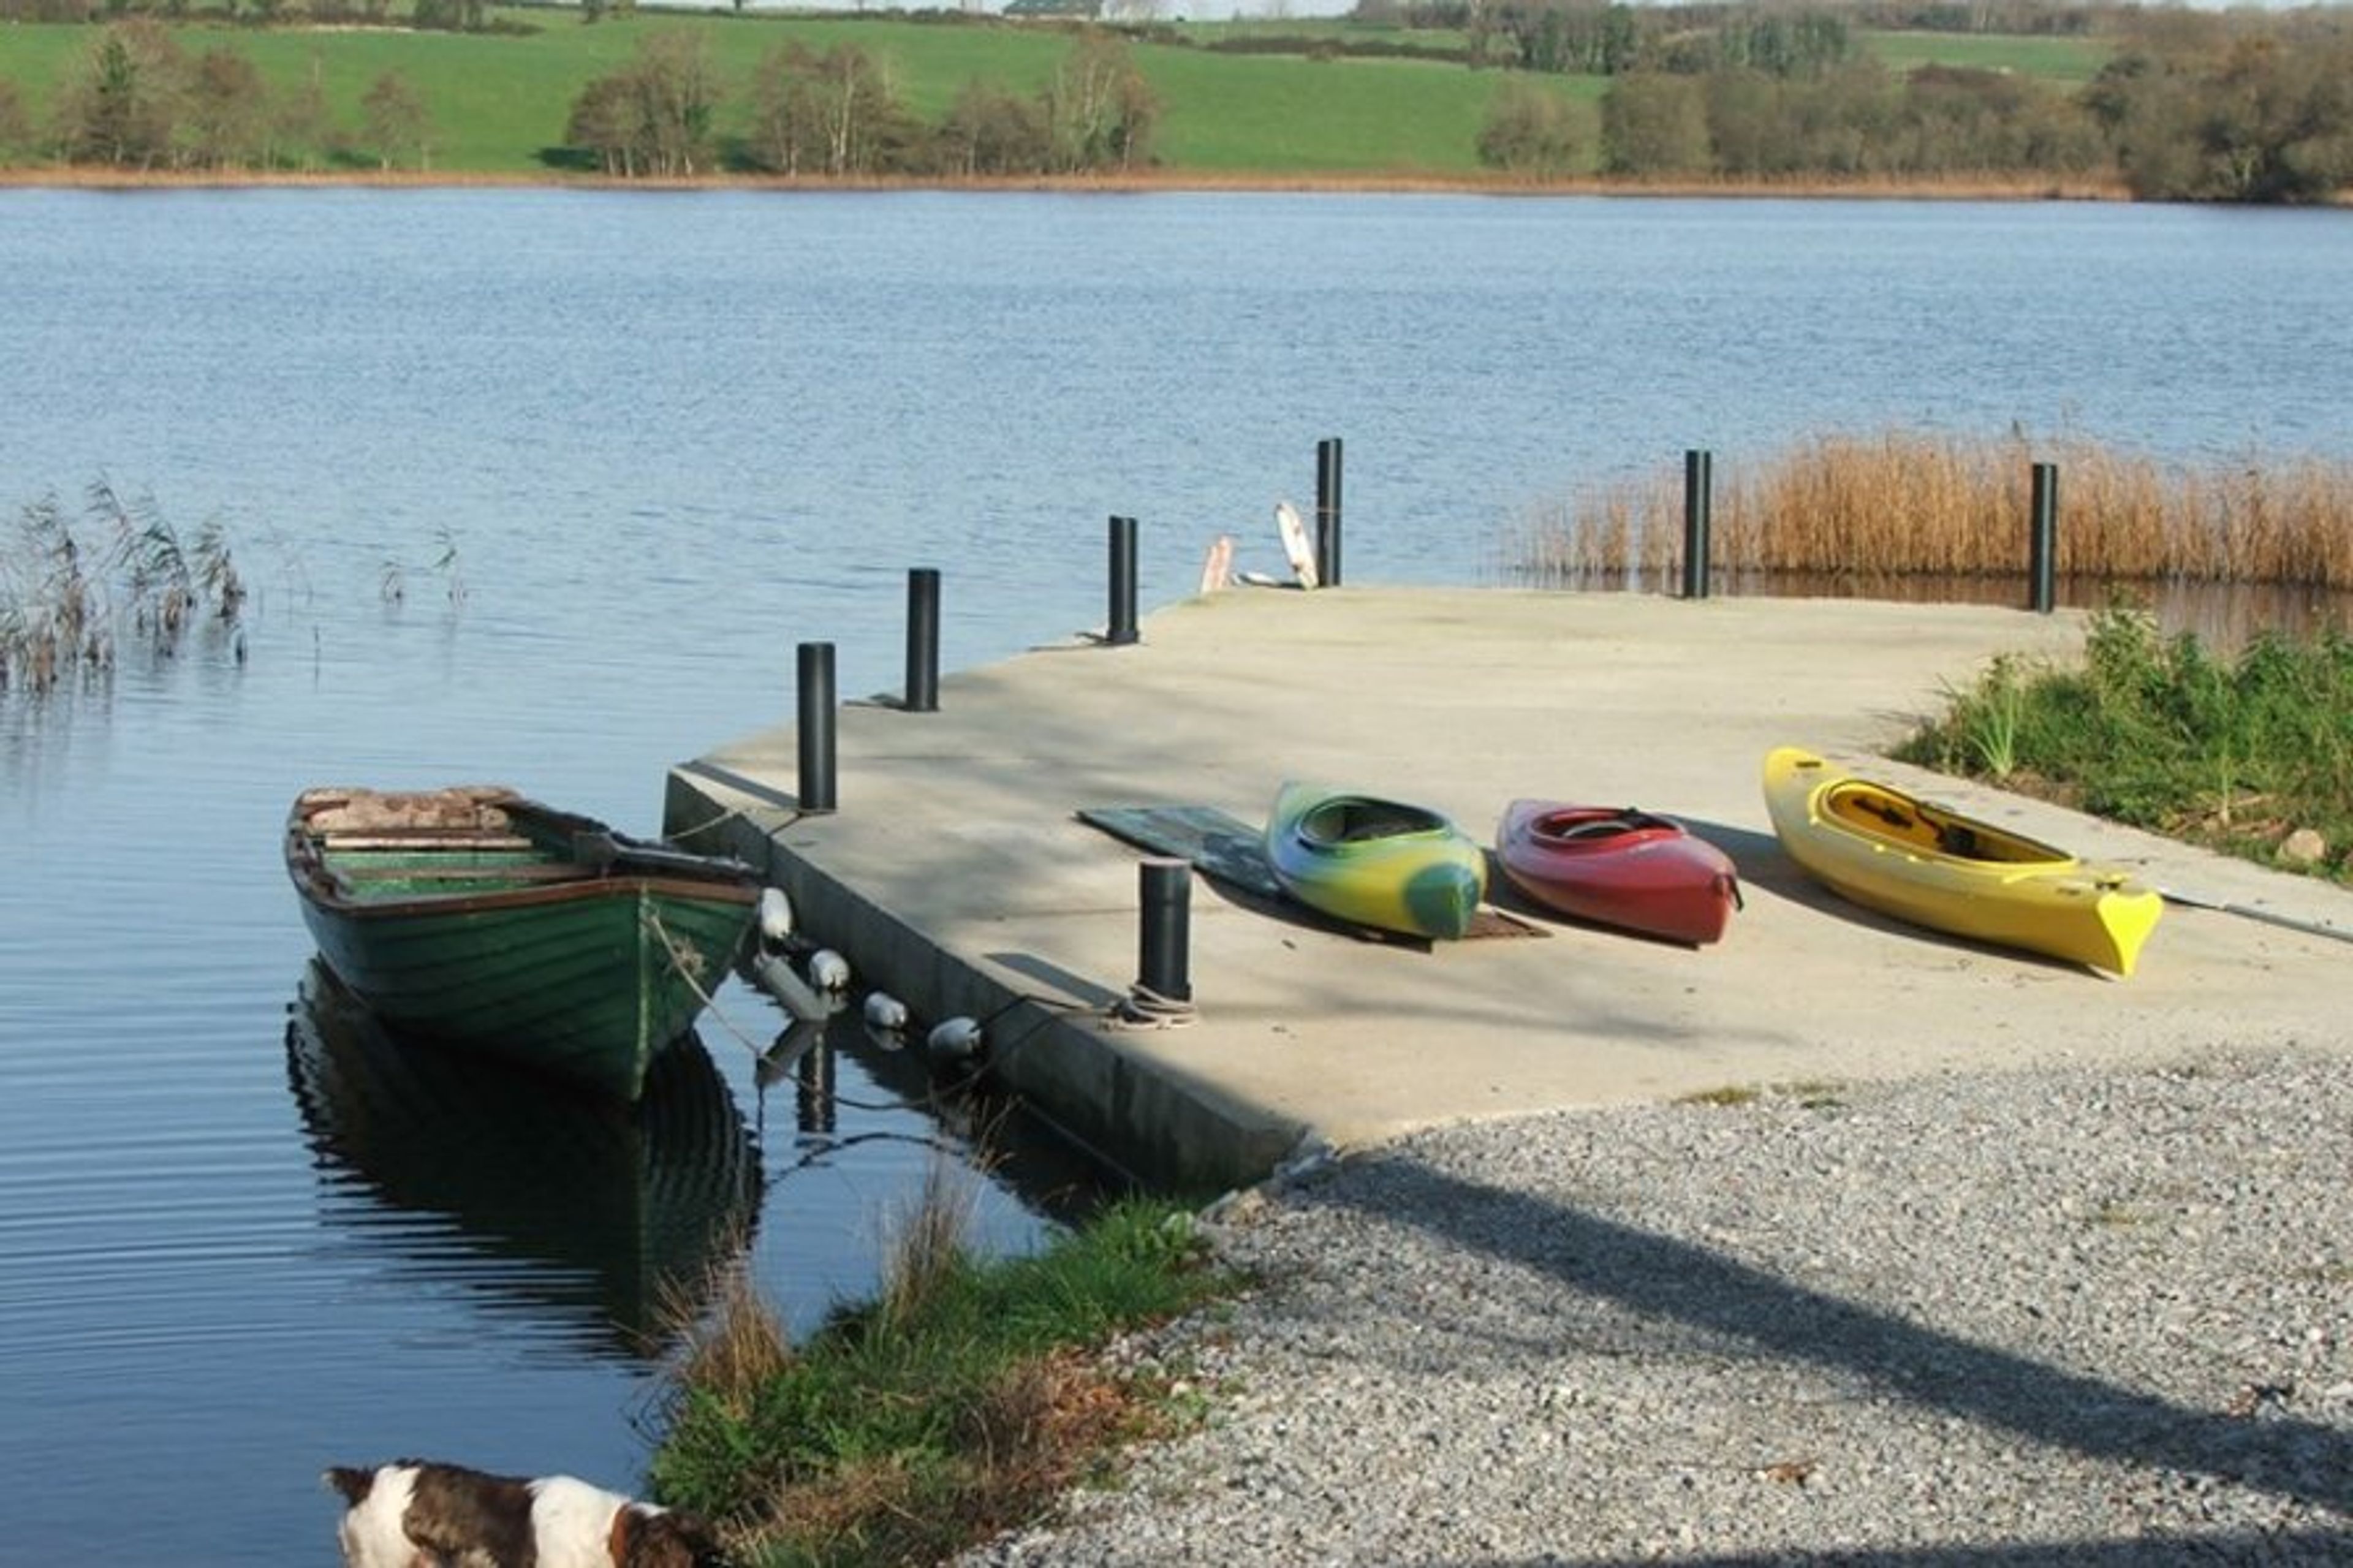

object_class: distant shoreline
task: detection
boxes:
[0,167,2143,200]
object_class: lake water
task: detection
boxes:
[2,189,2348,1562]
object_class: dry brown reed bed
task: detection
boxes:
[1510,431,2353,599]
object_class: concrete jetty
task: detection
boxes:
[664,587,2353,1194]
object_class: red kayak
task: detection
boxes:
[1495,800,1740,946]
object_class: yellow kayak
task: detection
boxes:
[1263,780,1487,941]
[1760,747,2162,977]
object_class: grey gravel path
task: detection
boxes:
[963,1048,2353,1566]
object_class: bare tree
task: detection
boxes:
[271,53,334,171]
[567,32,722,178]
[0,78,31,160]
[746,41,904,176]
[937,77,1050,175]
[565,74,642,175]
[1044,29,1157,172]
[181,47,269,169]
[632,30,720,176]
[56,21,183,169]
[360,70,429,172]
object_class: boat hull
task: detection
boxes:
[1760,747,2162,976]
[1495,800,1739,945]
[287,786,761,1099]
[1263,780,1487,941]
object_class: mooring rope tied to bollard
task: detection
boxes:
[643,906,937,1119]
[1111,983,1198,1029]
[664,802,810,844]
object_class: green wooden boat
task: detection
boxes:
[286,784,763,1100]
[1263,779,1488,941]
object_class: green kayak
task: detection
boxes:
[1262,779,1488,941]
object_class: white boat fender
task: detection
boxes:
[806,949,852,994]
[756,887,795,949]
[863,991,909,1032]
[749,950,829,1023]
[926,1016,984,1065]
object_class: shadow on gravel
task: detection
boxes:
[1312,1163,2352,1520]
[1452,1528,2353,1566]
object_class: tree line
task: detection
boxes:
[564,29,1156,178]
[1475,5,2353,203]
[0,18,431,170]
[0,17,1156,178]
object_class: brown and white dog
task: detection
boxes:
[324,1459,729,1567]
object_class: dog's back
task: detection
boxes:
[325,1459,726,1567]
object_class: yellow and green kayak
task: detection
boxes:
[1761,746,2162,977]
[1263,780,1487,941]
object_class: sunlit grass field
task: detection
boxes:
[1858,28,2111,85]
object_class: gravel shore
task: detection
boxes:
[965,1048,2353,1566]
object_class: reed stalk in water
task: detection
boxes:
[1,483,245,694]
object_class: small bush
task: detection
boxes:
[1897,607,2353,880]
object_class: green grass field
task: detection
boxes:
[0,11,2110,180]
[1859,28,2110,86]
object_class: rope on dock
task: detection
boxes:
[1110,983,1197,1029]
[664,801,810,845]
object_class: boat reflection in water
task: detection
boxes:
[285,960,763,1358]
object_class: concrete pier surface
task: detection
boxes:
[665,587,2352,1193]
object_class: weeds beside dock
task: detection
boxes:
[649,1168,1229,1568]
[1898,607,2353,882]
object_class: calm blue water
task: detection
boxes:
[1,189,2348,1561]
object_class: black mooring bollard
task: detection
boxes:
[2029,461,2059,614]
[796,640,837,812]
[904,567,939,713]
[1316,436,1345,588]
[1681,449,1713,600]
[1106,515,1139,646]
[1137,857,1192,1006]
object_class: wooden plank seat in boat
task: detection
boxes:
[332,862,599,883]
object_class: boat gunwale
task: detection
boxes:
[286,786,762,919]
[1290,794,1453,854]
[1502,801,1700,861]
[1811,778,2077,873]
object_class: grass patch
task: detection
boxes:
[1858,28,2112,86]
[648,1171,1232,1568]
[1896,606,2353,882]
